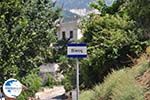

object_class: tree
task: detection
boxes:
[90,0,150,39]
[90,0,125,15]
[79,0,149,88]
[0,0,60,82]
[121,0,150,40]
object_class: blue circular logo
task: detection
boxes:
[3,78,22,98]
[104,0,115,7]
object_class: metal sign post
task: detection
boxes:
[67,43,87,100]
[76,58,79,100]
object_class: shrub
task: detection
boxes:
[61,68,76,92]
[80,0,150,88]
[79,90,95,100]
[111,70,144,100]
[43,73,57,88]
[93,69,129,100]
[18,72,42,100]
[62,76,74,92]
[80,57,150,100]
[112,82,144,100]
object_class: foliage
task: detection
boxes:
[62,67,75,92]
[79,90,94,100]
[122,0,150,26]
[18,72,42,100]
[80,0,149,88]
[53,39,77,92]
[80,57,150,100]
[80,13,138,88]
[90,0,125,15]
[44,73,57,88]
[0,0,60,82]
[90,0,150,39]
[121,0,150,40]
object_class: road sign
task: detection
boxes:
[104,0,115,7]
[3,78,22,98]
[67,43,87,100]
[67,43,87,58]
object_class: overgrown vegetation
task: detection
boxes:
[0,0,60,81]
[43,73,58,88]
[18,72,42,100]
[62,68,75,92]
[0,0,60,98]
[0,0,150,99]
[80,53,150,100]
[79,0,150,88]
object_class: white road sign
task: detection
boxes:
[67,43,87,58]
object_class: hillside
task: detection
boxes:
[80,52,150,100]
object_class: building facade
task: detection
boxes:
[56,9,100,41]
[57,19,83,41]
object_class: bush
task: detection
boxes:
[79,90,95,100]
[62,75,74,92]
[79,0,150,88]
[18,72,42,100]
[111,70,144,100]
[43,73,57,88]
[80,58,150,100]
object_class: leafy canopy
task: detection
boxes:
[0,0,60,81]
[80,0,149,88]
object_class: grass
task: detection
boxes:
[80,53,150,100]
[80,90,95,100]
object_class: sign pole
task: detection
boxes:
[67,43,87,100]
[76,58,79,100]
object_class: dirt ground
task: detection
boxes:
[136,69,150,100]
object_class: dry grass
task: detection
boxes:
[80,52,150,100]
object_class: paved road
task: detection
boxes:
[35,86,66,100]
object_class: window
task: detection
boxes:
[70,31,73,38]
[62,31,66,39]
